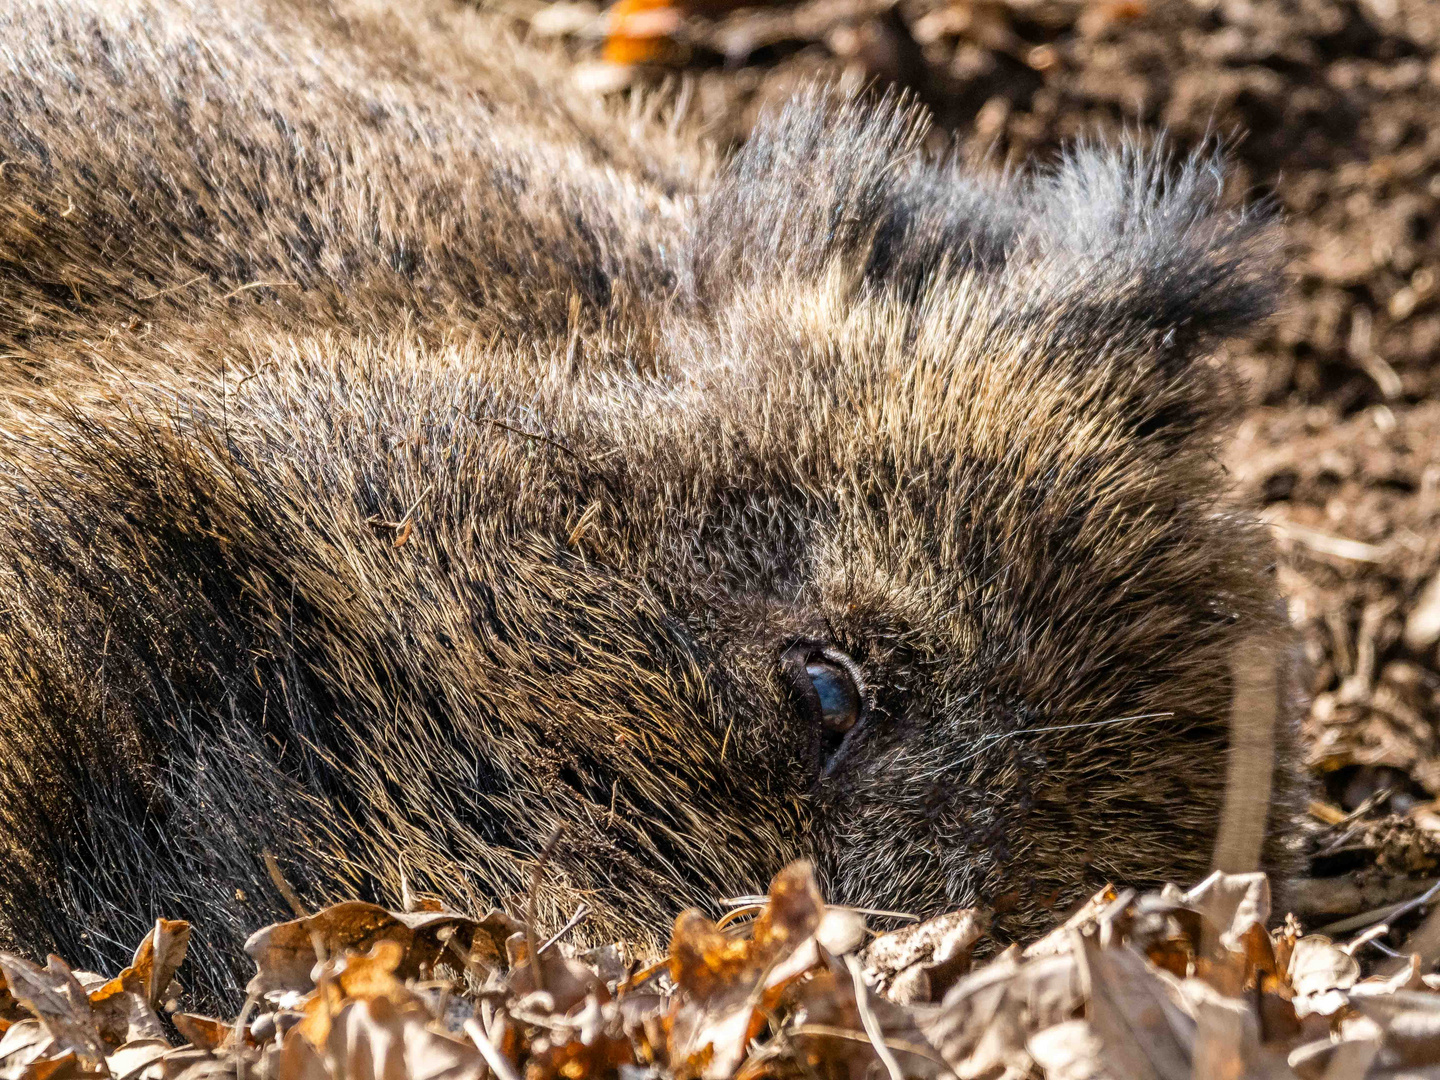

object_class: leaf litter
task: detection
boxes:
[8,862,1440,1080]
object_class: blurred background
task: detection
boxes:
[502,0,1440,917]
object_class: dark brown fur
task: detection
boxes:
[0,0,1301,1006]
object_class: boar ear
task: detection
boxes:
[690,104,1278,369]
[1006,140,1282,372]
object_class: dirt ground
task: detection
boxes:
[513,0,1440,931]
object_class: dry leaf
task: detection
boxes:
[322,995,482,1080]
[246,903,519,995]
[1078,933,1193,1080]
[863,910,987,1005]
[1025,1020,1109,1080]
[1288,937,1360,1001]
[0,955,108,1067]
[107,1038,173,1080]
[172,1016,232,1053]
[1183,873,1272,953]
[1351,989,1440,1067]
[667,862,845,1079]
[0,1019,54,1079]
[506,936,607,1016]
[920,950,1084,1077]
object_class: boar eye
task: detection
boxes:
[781,644,866,773]
[806,661,860,735]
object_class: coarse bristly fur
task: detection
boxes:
[0,0,1303,1008]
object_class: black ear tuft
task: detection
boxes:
[1004,139,1282,368]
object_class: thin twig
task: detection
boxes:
[538,904,590,956]
[1320,879,1440,937]
[264,850,327,966]
[399,854,416,913]
[263,851,309,919]
[231,991,260,1080]
[527,824,565,997]
[716,903,765,931]
[396,484,434,528]
[788,1024,949,1068]
[464,1019,523,1080]
[475,416,589,465]
[720,896,919,922]
[231,361,278,396]
[1341,922,1392,956]
[1379,880,1440,976]
[1265,516,1389,563]
[845,955,904,1080]
[472,415,623,503]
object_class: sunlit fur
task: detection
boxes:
[0,0,1301,1006]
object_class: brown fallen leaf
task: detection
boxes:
[862,909,987,1005]
[82,920,192,1051]
[126,920,190,1011]
[321,995,483,1080]
[523,1023,635,1080]
[86,977,167,1051]
[666,862,859,1080]
[1351,989,1440,1068]
[106,1038,172,1080]
[293,940,418,1049]
[1183,872,1272,953]
[779,952,947,1080]
[919,950,1084,1078]
[267,1029,330,1080]
[1079,932,1193,1080]
[0,955,108,1068]
[505,935,608,1017]
[245,903,519,995]
[171,1016,232,1054]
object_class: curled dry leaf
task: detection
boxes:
[106,1038,172,1080]
[245,902,521,995]
[1182,872,1271,955]
[782,953,947,1080]
[0,1019,55,1079]
[319,995,482,1080]
[1022,887,1120,961]
[1078,932,1194,1080]
[666,861,862,1080]
[292,940,416,1049]
[1350,989,1440,1069]
[1287,935,1361,1017]
[0,954,108,1068]
[862,910,987,1005]
[126,920,191,1010]
[505,936,608,1016]
[171,1016,232,1054]
[919,950,1084,1078]
[85,978,167,1051]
